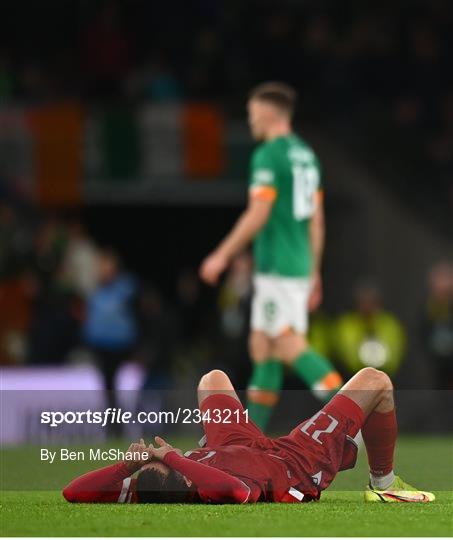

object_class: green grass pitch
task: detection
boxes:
[1,435,452,536]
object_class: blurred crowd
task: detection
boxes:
[1,0,452,231]
[2,201,452,390]
[2,1,452,106]
[0,201,216,391]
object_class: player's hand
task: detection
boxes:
[308,272,323,312]
[124,438,152,472]
[199,251,228,286]
[148,436,182,461]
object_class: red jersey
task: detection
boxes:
[182,444,318,503]
[62,447,316,505]
[63,393,364,505]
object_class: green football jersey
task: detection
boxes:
[249,134,322,277]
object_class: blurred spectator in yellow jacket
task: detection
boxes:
[334,280,406,376]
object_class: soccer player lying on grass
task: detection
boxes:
[63,368,435,504]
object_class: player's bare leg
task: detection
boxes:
[338,367,434,502]
[197,369,241,408]
[246,330,283,430]
[337,366,394,415]
[249,330,272,364]
[273,329,343,401]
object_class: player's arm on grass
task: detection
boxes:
[151,436,258,503]
[63,440,150,503]
[200,149,277,285]
[62,461,132,503]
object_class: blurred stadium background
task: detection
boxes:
[1,0,452,446]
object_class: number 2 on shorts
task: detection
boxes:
[300,411,339,444]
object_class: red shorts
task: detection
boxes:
[200,393,364,492]
[274,394,364,490]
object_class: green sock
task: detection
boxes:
[247,359,283,431]
[292,348,342,402]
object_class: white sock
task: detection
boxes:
[370,470,395,490]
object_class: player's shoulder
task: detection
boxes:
[256,135,290,155]
[251,138,289,171]
[251,141,274,162]
[287,134,318,163]
[251,135,320,169]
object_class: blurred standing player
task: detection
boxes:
[200,82,342,430]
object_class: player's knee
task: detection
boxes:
[377,369,393,391]
[359,367,393,391]
[274,333,307,364]
[197,373,209,391]
[198,369,229,391]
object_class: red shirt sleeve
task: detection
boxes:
[62,462,133,503]
[163,451,259,504]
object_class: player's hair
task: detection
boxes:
[136,468,190,503]
[249,82,297,117]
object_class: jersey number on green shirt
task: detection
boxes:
[292,163,319,220]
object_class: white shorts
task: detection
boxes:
[251,273,312,338]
